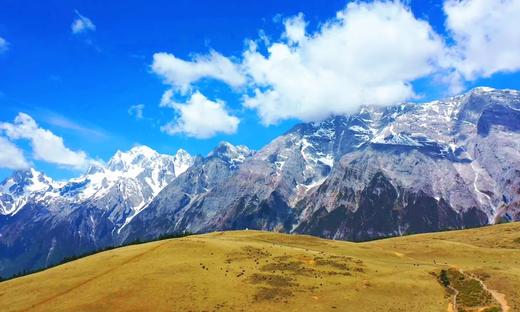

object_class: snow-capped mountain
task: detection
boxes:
[1,87,520,278]
[119,141,255,243]
[296,87,520,240]
[118,87,520,241]
[0,168,55,215]
[0,146,194,225]
[0,146,193,277]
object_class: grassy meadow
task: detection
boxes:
[0,223,519,311]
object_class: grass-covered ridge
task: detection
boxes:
[0,223,519,311]
[0,232,193,282]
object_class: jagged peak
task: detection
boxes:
[7,168,48,183]
[208,141,253,165]
[85,160,106,175]
[111,145,158,160]
[469,86,496,94]
[174,148,191,158]
[1,167,53,196]
[107,145,164,171]
[127,145,158,156]
[172,148,193,176]
[210,141,251,155]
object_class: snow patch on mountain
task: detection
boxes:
[0,146,194,221]
[0,168,55,215]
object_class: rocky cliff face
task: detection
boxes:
[294,87,520,240]
[1,87,519,277]
[136,87,519,242]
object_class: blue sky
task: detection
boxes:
[1,0,520,180]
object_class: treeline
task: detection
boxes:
[0,231,193,283]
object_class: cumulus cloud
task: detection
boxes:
[0,137,29,170]
[161,92,239,139]
[151,51,245,93]
[128,104,145,120]
[71,11,96,34]
[0,113,90,169]
[283,13,306,44]
[0,37,8,53]
[242,1,444,124]
[151,0,520,129]
[444,0,520,80]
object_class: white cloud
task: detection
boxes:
[160,89,175,108]
[0,37,8,53]
[128,104,145,120]
[241,1,444,124]
[71,11,96,34]
[151,0,520,128]
[0,113,89,169]
[283,13,306,45]
[0,137,29,170]
[444,0,520,80]
[161,92,239,139]
[151,51,245,93]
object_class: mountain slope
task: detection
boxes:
[295,87,520,240]
[127,87,520,242]
[1,87,520,277]
[118,142,254,243]
[0,223,518,311]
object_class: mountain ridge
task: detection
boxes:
[1,87,519,277]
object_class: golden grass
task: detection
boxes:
[0,223,519,311]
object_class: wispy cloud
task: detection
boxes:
[1,104,111,142]
[128,104,145,120]
[38,111,110,141]
[0,36,9,54]
[71,10,96,34]
[151,51,245,93]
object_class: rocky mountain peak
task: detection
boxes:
[208,141,254,167]
[470,86,496,93]
[107,145,161,172]
[85,161,105,175]
[1,168,53,195]
[173,149,193,176]
[0,168,54,215]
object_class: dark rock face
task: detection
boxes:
[295,173,488,241]
[218,191,296,232]
[477,105,520,137]
[0,203,115,277]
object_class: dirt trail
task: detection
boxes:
[446,285,459,312]
[471,273,510,312]
[20,240,171,312]
[451,268,510,312]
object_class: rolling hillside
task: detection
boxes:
[1,223,519,311]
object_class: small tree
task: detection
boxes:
[439,269,450,287]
